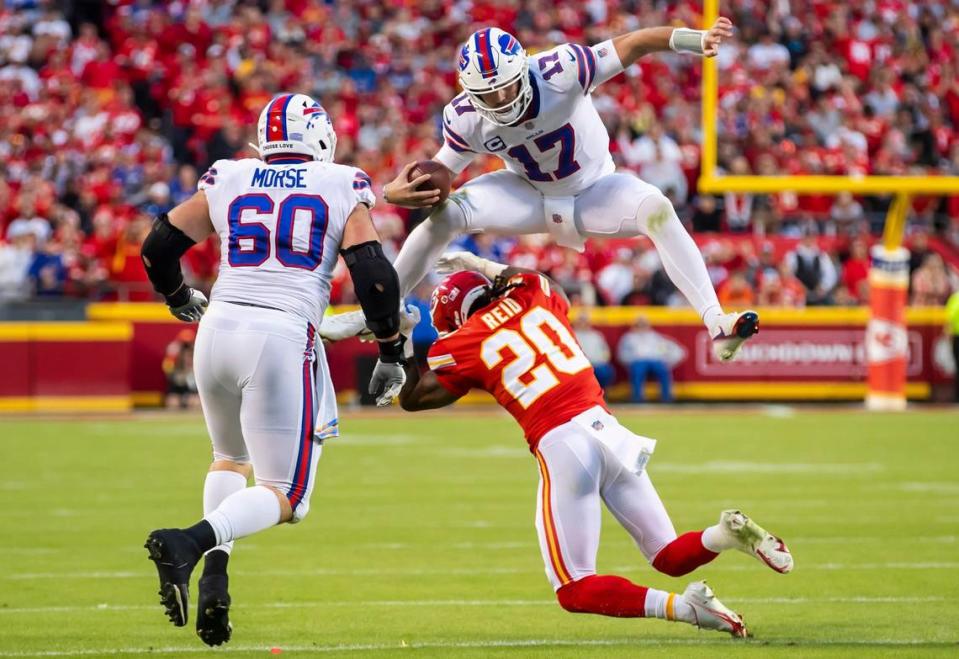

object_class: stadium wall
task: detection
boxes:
[1,303,948,413]
[0,322,132,412]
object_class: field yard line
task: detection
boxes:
[5,536,954,556]
[0,637,953,656]
[651,461,886,474]
[611,561,959,573]
[0,596,950,615]
[9,561,958,580]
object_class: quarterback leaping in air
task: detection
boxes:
[321,18,757,367]
[398,252,793,636]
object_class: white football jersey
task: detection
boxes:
[436,40,624,196]
[198,157,375,328]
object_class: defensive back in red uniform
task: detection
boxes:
[427,272,608,448]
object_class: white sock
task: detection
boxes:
[640,200,723,332]
[644,588,696,624]
[392,203,466,296]
[203,470,247,555]
[701,523,737,552]
[204,485,282,545]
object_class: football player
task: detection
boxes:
[397,251,793,637]
[322,19,758,376]
[139,93,409,645]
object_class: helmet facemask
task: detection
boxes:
[462,60,532,126]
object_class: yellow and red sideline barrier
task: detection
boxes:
[0,303,949,412]
[0,322,132,412]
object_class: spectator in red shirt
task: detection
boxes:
[841,239,871,302]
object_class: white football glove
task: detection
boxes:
[435,251,506,279]
[168,288,208,323]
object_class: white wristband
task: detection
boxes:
[669,28,706,55]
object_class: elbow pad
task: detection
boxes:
[341,241,401,340]
[141,213,196,303]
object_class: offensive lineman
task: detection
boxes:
[139,93,408,645]
[322,19,758,373]
[398,251,794,636]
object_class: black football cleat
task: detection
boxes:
[196,573,233,646]
[144,529,202,627]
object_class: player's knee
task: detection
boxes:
[275,486,310,524]
[288,498,309,523]
[209,459,252,478]
[212,448,250,465]
[638,193,680,236]
[256,482,298,523]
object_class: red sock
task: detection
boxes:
[652,530,718,577]
[556,574,648,617]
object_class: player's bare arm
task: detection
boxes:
[612,17,733,66]
[398,360,462,411]
[340,203,409,405]
[141,190,215,322]
[382,161,443,208]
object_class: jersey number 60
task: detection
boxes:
[227,193,328,270]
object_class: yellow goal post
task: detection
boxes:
[697,0,959,252]
[696,0,959,409]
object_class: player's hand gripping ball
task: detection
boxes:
[408,160,452,203]
[383,161,451,208]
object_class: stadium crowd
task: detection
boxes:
[1,0,957,308]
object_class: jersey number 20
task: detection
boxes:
[227,193,328,270]
[481,306,591,409]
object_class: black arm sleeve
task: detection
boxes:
[341,240,401,340]
[141,213,196,306]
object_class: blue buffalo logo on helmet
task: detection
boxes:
[458,44,470,72]
[498,33,520,56]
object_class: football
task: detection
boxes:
[408,159,452,203]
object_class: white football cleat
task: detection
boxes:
[711,310,759,362]
[683,581,748,638]
[718,509,794,574]
[318,310,368,342]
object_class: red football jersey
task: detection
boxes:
[427,273,608,450]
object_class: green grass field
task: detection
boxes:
[1,407,957,658]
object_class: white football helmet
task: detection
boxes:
[458,28,532,126]
[253,93,337,163]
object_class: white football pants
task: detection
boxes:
[193,301,335,522]
[392,169,721,324]
[533,409,677,591]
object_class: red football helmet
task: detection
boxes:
[430,270,492,335]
